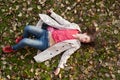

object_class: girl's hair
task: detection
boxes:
[85,26,98,42]
[81,26,98,47]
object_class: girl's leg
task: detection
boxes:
[13,26,49,51]
[2,28,49,53]
[23,25,46,38]
[12,38,48,51]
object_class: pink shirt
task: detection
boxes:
[52,29,79,43]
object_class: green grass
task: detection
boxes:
[0,0,120,80]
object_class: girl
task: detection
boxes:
[2,10,96,75]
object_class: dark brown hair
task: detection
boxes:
[81,26,98,47]
[84,26,98,43]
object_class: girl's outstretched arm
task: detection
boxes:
[54,67,61,75]
[48,10,71,25]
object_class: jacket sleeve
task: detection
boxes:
[50,11,71,25]
[50,11,81,31]
[36,19,44,28]
[57,46,80,69]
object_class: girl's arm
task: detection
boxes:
[54,46,79,75]
[58,47,79,69]
[48,10,71,25]
[47,10,81,31]
[36,19,44,28]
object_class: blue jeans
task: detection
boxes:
[12,25,49,51]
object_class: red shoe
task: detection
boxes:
[2,46,14,53]
[15,36,23,43]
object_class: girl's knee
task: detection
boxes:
[24,25,32,31]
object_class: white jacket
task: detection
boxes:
[34,11,81,69]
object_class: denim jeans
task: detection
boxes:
[12,25,49,51]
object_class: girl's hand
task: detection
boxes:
[54,67,61,75]
[47,10,52,16]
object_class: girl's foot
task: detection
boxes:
[2,46,14,53]
[15,36,23,43]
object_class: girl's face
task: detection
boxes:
[75,33,91,43]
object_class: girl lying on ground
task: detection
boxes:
[2,10,97,75]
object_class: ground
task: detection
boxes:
[0,0,120,80]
